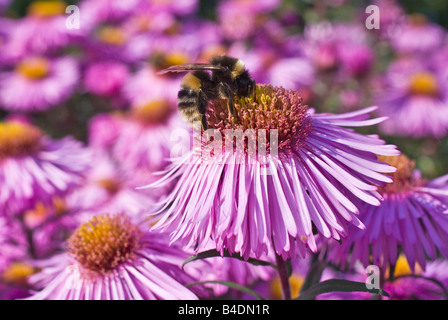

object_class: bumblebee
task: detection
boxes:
[157,55,256,130]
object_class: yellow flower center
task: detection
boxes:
[0,121,43,160]
[68,214,141,274]
[385,255,422,279]
[2,262,35,286]
[270,274,304,300]
[152,51,190,72]
[377,154,425,194]
[17,57,50,80]
[28,0,66,18]
[409,72,439,97]
[132,100,172,125]
[97,27,127,46]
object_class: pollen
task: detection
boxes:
[131,99,172,125]
[377,154,426,194]
[409,72,439,97]
[17,57,50,80]
[0,121,43,160]
[27,0,66,18]
[206,84,312,154]
[386,255,422,279]
[2,262,35,286]
[68,214,142,274]
[97,27,127,46]
[270,274,304,300]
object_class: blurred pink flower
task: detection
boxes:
[304,22,374,78]
[123,64,179,106]
[4,1,78,57]
[0,217,28,273]
[83,61,129,97]
[0,120,91,215]
[376,57,448,138]
[228,44,315,91]
[0,56,79,112]
[388,15,445,54]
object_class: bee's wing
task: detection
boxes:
[156,63,225,75]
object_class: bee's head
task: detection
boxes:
[235,71,255,97]
[211,55,255,96]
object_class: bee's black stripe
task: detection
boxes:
[177,89,198,110]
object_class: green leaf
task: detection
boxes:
[300,259,327,294]
[186,280,266,300]
[182,249,276,270]
[296,279,390,300]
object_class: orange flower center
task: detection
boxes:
[0,121,43,160]
[409,72,439,97]
[132,100,172,125]
[68,214,141,274]
[152,51,190,72]
[377,154,425,194]
[17,57,50,80]
[2,262,35,286]
[28,0,66,18]
[97,27,127,46]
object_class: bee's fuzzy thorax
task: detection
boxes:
[231,59,246,80]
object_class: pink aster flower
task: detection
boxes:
[4,1,78,57]
[388,15,445,54]
[325,155,448,272]
[108,100,188,175]
[78,0,141,31]
[144,0,198,15]
[27,214,199,300]
[66,151,159,216]
[83,60,129,98]
[0,261,35,300]
[217,0,281,40]
[229,43,315,91]
[0,120,91,215]
[0,217,28,273]
[376,57,448,138]
[0,56,79,112]
[304,22,374,78]
[146,85,399,261]
[123,64,181,107]
[88,113,121,150]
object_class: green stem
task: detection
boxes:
[275,254,291,300]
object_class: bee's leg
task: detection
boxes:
[198,89,208,131]
[252,80,257,101]
[218,82,235,116]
